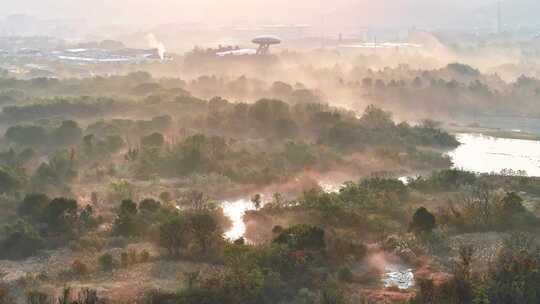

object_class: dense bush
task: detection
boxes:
[98,253,115,271]
[410,207,436,233]
[412,234,540,304]
[5,120,82,147]
[157,210,224,259]
[172,224,339,304]
[273,224,326,251]
[11,195,100,256]
[409,169,477,192]
[0,220,45,260]
[440,189,538,232]
[0,166,24,195]
[26,287,103,304]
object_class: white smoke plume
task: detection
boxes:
[146,33,166,60]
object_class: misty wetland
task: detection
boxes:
[4,1,540,303]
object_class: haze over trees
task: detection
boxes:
[3,6,540,302]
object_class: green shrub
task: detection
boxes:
[1,220,44,260]
[410,207,436,233]
[337,266,354,283]
[273,224,325,251]
[98,253,115,271]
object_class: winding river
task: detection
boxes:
[223,132,540,241]
[219,131,540,291]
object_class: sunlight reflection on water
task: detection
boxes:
[222,199,255,241]
[221,133,540,241]
[382,263,415,290]
[448,133,540,176]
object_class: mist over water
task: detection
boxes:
[222,199,255,241]
[4,0,540,302]
[448,133,540,176]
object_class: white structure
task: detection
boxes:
[216,49,257,57]
[252,35,281,55]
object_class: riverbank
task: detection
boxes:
[448,125,540,141]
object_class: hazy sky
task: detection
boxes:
[4,0,540,28]
[2,0,500,28]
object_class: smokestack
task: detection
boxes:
[146,33,166,61]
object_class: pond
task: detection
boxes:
[448,133,540,177]
[382,263,415,290]
[222,199,255,241]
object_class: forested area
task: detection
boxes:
[0,65,540,304]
